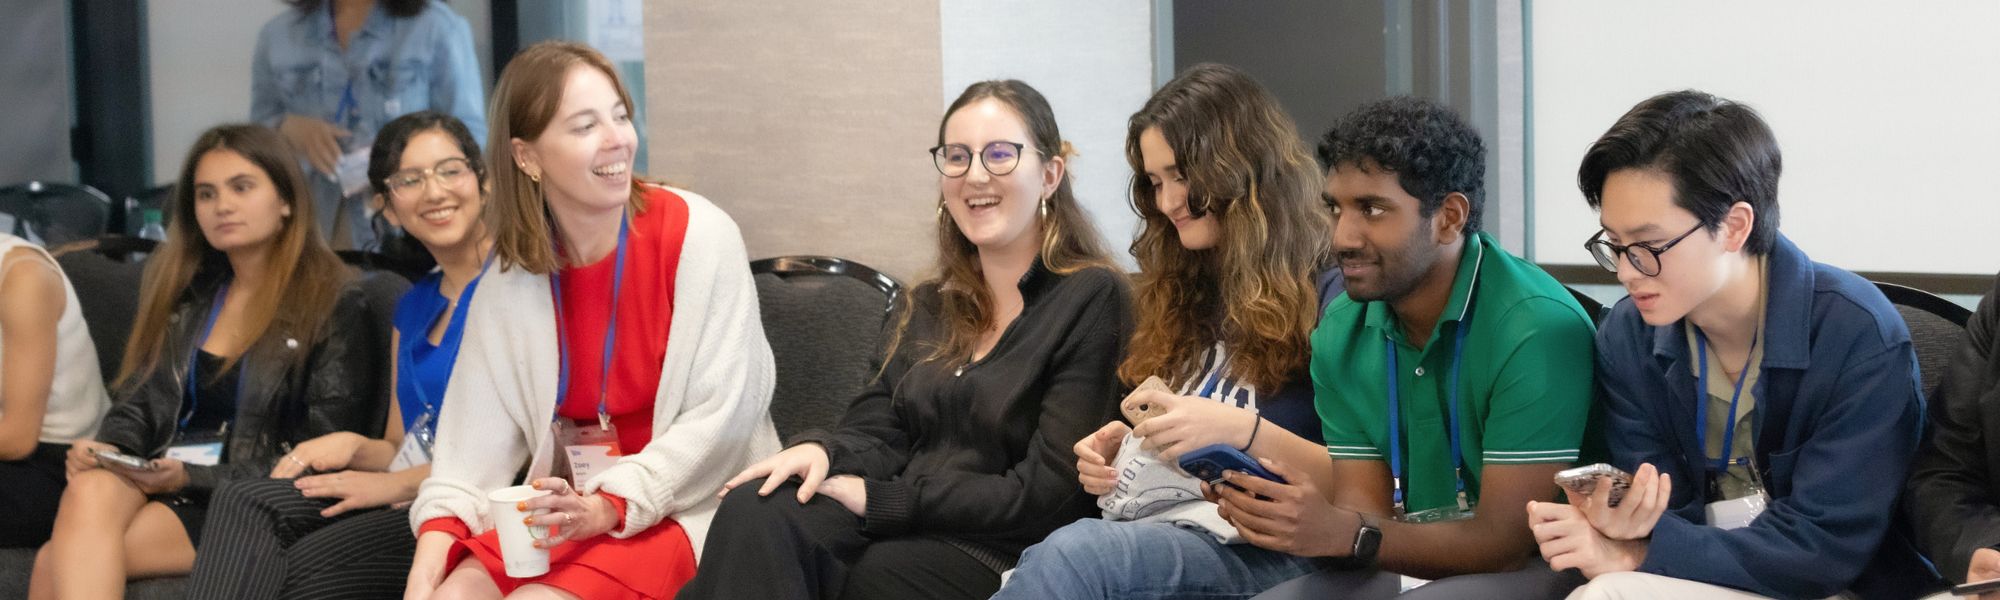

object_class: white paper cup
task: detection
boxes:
[488,485,553,578]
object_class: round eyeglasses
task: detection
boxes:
[385,157,476,199]
[1583,223,1704,277]
[929,141,1040,178]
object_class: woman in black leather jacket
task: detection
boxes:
[29,124,381,598]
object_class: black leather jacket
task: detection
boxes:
[95,274,383,500]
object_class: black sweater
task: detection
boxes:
[1909,273,2000,585]
[791,261,1132,565]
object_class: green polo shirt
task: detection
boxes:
[1312,232,1597,513]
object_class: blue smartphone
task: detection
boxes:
[1178,444,1285,489]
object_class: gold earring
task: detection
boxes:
[1039,196,1051,220]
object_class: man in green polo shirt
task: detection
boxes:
[1215,97,1598,599]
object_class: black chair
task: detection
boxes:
[51,236,155,387]
[752,256,903,442]
[0,181,113,247]
[123,184,173,237]
[1565,285,1610,325]
[1876,282,1973,403]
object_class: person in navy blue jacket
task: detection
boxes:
[1527,89,1942,599]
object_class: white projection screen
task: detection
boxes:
[1530,1,2000,276]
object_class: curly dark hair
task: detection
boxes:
[1316,96,1486,234]
[1578,90,1782,255]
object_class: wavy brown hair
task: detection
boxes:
[118,124,352,385]
[887,80,1118,367]
[1119,63,1331,392]
[487,41,648,275]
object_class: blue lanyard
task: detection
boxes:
[181,282,245,432]
[328,4,358,130]
[399,251,494,433]
[1694,328,1760,473]
[550,217,630,430]
[1193,351,1228,400]
[1384,319,1471,514]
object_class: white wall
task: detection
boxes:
[1531,0,2000,276]
[148,1,289,185]
[940,1,1156,269]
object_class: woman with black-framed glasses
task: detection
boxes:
[681,79,1132,600]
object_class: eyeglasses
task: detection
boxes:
[384,157,476,199]
[929,141,1040,178]
[1583,223,1704,277]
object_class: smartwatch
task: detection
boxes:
[1351,513,1382,564]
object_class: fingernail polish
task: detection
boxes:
[524,517,533,525]
[517,502,527,512]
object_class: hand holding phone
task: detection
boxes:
[1179,444,1285,491]
[1554,463,1632,508]
[1120,376,1173,427]
[91,448,157,472]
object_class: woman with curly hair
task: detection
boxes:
[992,62,1340,600]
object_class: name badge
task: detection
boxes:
[555,419,622,487]
[335,147,372,196]
[1704,492,1768,530]
[388,412,437,472]
[166,442,223,466]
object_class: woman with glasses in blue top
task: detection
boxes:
[184,111,495,599]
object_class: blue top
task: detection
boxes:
[1249,268,1345,444]
[1595,233,1939,599]
[252,0,486,248]
[390,270,478,435]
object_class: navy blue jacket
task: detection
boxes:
[1596,234,1940,599]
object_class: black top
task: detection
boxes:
[184,350,241,436]
[792,261,1133,566]
[1909,272,2000,584]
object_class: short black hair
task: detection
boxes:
[1578,90,1782,255]
[1316,96,1486,234]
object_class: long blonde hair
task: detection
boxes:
[1120,64,1331,392]
[118,124,351,386]
[487,41,648,275]
[887,80,1119,367]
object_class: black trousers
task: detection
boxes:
[0,442,68,548]
[185,477,416,600]
[677,479,1002,600]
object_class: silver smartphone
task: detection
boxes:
[91,448,156,471]
[1554,463,1632,508]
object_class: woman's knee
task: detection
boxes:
[715,478,809,523]
[431,558,501,600]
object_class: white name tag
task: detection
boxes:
[388,432,431,471]
[1705,493,1767,530]
[557,420,623,487]
[166,442,222,466]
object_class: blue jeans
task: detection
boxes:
[992,518,1318,599]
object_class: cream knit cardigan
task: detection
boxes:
[409,188,780,559]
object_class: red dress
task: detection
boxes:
[422,187,696,599]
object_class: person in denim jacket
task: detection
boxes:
[252,0,485,250]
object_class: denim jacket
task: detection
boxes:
[251,1,485,248]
